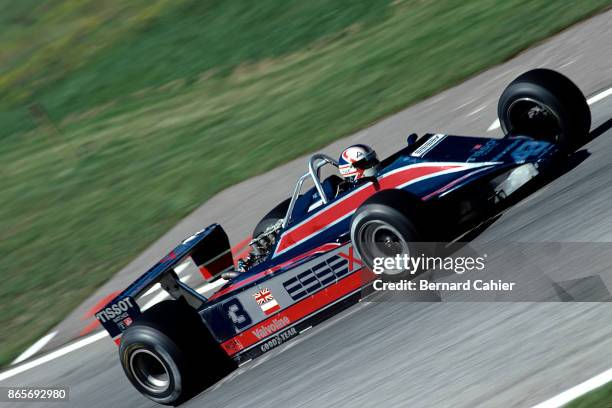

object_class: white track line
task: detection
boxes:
[467,105,486,117]
[141,289,171,311]
[530,368,612,408]
[142,261,191,297]
[4,86,612,389]
[0,331,107,382]
[0,279,225,381]
[11,331,58,365]
[486,86,612,132]
[1,291,611,408]
[140,275,193,310]
[142,282,161,297]
[481,85,612,406]
[587,87,612,105]
[487,119,501,132]
[175,262,190,274]
[196,278,227,296]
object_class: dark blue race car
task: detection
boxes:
[96,69,591,405]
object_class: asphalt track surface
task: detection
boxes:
[3,9,612,408]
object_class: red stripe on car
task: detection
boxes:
[273,164,463,256]
[221,268,375,356]
[198,251,233,280]
[208,243,341,301]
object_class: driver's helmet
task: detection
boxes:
[338,144,379,183]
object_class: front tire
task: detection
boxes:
[498,69,590,150]
[350,190,426,274]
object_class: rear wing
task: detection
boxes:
[96,223,233,341]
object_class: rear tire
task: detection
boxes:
[119,300,234,405]
[498,69,590,150]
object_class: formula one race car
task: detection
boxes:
[96,69,591,405]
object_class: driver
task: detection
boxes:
[337,144,380,194]
[231,144,380,276]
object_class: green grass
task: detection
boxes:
[1,0,611,367]
[566,382,612,407]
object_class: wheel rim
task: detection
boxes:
[129,349,170,394]
[358,220,410,273]
[506,97,561,142]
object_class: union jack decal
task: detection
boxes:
[253,288,273,305]
[253,288,280,315]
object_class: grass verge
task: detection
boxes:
[566,381,612,408]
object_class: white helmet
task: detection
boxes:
[338,144,379,183]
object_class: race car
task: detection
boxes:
[96,69,591,405]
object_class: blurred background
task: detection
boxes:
[1,0,611,373]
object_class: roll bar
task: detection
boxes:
[282,154,339,228]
